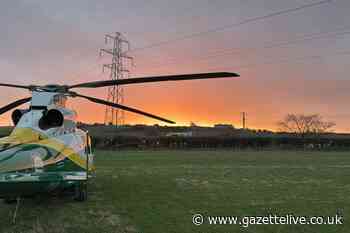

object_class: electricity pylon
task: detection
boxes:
[100,32,133,126]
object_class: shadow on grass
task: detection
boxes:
[0,182,137,233]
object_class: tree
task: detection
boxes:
[278,114,335,137]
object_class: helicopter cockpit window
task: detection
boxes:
[52,95,67,108]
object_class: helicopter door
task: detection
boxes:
[85,133,94,171]
[85,133,92,155]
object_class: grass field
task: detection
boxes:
[0,150,349,233]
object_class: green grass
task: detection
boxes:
[0,150,349,233]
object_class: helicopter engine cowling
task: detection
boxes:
[11,109,29,126]
[38,109,65,130]
[38,108,77,131]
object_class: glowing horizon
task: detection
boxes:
[0,1,349,133]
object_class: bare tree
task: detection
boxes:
[278,114,335,137]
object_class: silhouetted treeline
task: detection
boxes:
[1,124,349,151]
[81,123,350,151]
[91,136,350,151]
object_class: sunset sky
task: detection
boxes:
[1,0,350,132]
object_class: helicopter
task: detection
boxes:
[0,72,239,203]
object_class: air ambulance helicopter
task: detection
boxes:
[0,72,239,203]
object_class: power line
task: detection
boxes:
[213,48,350,72]
[66,0,335,82]
[130,0,334,52]
[140,47,350,75]
[137,26,350,69]
[123,1,211,38]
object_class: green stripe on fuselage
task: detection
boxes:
[0,144,86,174]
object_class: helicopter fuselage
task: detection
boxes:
[0,91,94,198]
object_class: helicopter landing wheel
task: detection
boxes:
[74,181,87,202]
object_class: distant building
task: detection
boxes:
[166,131,193,137]
[190,122,198,127]
[214,124,235,129]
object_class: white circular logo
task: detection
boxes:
[192,214,204,226]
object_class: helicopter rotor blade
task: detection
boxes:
[73,93,175,124]
[69,72,239,89]
[0,83,31,90]
[0,97,32,115]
